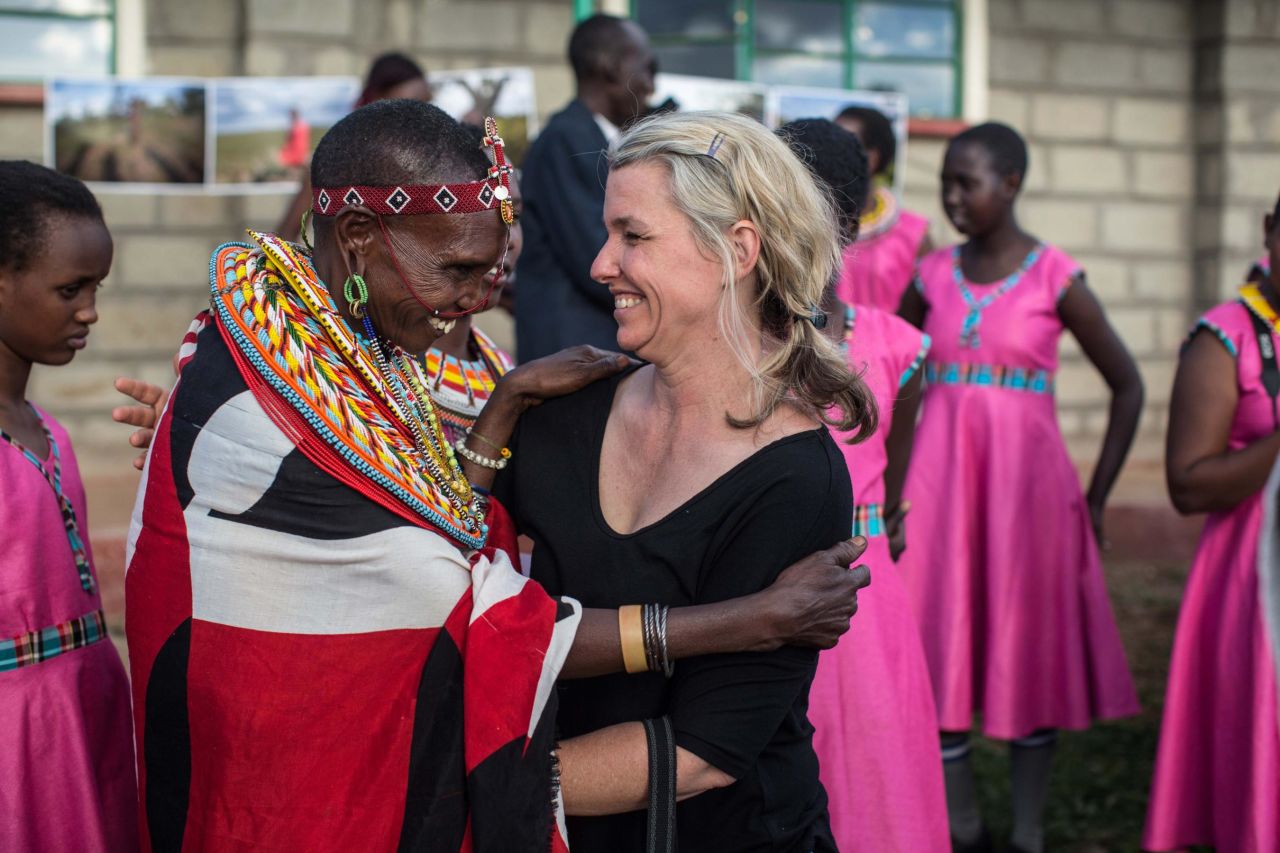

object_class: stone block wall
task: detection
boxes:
[976,0,1198,464]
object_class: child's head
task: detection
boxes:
[834,105,895,179]
[781,118,870,245]
[0,161,110,367]
[941,122,1028,237]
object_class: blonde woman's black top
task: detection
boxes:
[494,366,852,853]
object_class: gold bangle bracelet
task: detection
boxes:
[618,604,649,674]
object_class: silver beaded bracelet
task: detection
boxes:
[453,437,508,470]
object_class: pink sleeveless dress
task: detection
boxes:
[1144,302,1280,852]
[835,193,929,313]
[898,243,1140,739]
[0,406,137,852]
[808,304,949,852]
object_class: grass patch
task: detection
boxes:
[970,557,1195,851]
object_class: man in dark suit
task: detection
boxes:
[515,15,655,362]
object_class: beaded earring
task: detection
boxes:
[344,273,369,318]
[299,208,314,253]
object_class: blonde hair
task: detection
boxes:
[608,110,877,438]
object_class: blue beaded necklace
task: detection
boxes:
[0,405,94,594]
[952,242,1044,349]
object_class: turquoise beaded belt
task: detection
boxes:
[925,361,1054,394]
[853,503,884,538]
[0,609,107,674]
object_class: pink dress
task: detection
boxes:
[808,305,949,852]
[899,243,1140,739]
[0,406,137,852]
[1144,302,1280,852]
[835,191,929,312]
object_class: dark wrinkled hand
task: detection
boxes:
[500,346,633,410]
[112,377,168,471]
[758,538,871,650]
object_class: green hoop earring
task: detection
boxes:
[343,273,369,319]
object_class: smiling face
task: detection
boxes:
[591,162,743,362]
[325,207,507,354]
[940,140,1019,237]
[0,213,109,367]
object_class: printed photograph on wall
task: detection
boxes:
[428,67,538,166]
[46,78,208,186]
[651,74,768,124]
[211,76,360,189]
[766,86,909,193]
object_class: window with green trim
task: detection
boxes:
[625,0,961,118]
[0,0,116,81]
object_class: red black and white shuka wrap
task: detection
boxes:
[125,231,580,853]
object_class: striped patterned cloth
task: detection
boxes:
[0,609,107,673]
[925,361,1055,394]
[853,503,885,538]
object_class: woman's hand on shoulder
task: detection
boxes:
[112,377,168,471]
[496,346,634,412]
[750,538,870,651]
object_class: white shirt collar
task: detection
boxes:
[593,112,621,143]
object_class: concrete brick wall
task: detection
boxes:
[979,0,1200,463]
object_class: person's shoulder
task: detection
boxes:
[743,426,848,502]
[898,208,930,237]
[914,244,954,291]
[521,361,638,434]
[1187,300,1251,359]
[1033,242,1083,285]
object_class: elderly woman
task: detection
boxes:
[457,111,876,852]
[124,101,867,853]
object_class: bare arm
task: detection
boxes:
[558,723,733,816]
[558,538,868,678]
[1167,329,1280,514]
[897,282,927,329]
[1058,276,1145,541]
[883,366,924,560]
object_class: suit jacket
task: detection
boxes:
[515,99,617,362]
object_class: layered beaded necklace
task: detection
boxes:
[359,313,473,505]
[253,235,481,530]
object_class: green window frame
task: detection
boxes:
[580,0,963,118]
[0,1,117,82]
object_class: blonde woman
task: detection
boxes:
[463,110,877,852]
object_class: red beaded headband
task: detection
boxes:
[310,116,515,225]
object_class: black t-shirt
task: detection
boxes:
[493,367,853,852]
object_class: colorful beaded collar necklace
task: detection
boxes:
[952,243,1044,348]
[857,187,900,241]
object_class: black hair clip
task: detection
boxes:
[706,132,726,159]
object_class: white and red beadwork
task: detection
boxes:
[311,115,514,221]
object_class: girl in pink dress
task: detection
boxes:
[834,105,932,312]
[785,118,950,852]
[0,162,136,851]
[1144,196,1280,852]
[897,124,1144,853]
